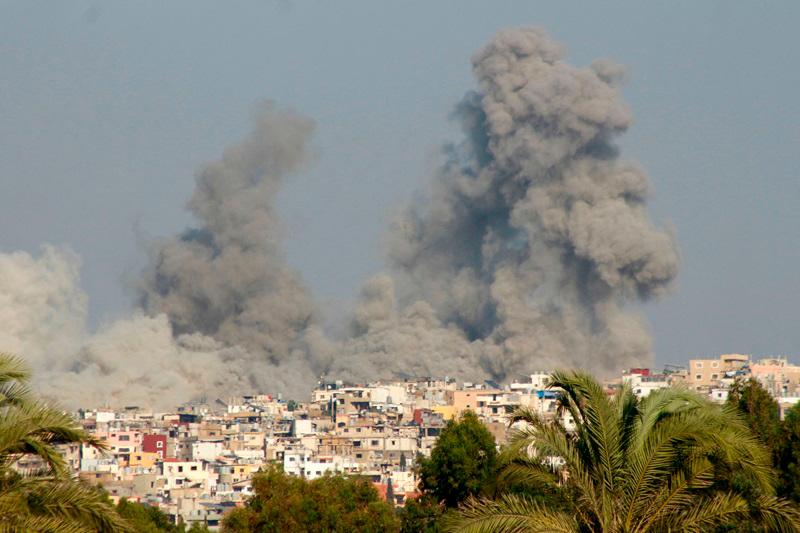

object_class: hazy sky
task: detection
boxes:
[1,1,798,368]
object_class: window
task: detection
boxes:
[695,374,703,381]
[353,441,361,447]
[156,441,163,449]
[695,362,703,369]
[356,453,363,459]
[119,435,130,441]
[191,466,198,471]
[178,466,184,472]
[371,440,379,446]
[711,374,719,380]
[711,361,719,368]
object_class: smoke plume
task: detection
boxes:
[0,27,678,407]
[138,103,317,368]
[335,27,679,382]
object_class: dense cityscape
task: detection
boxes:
[34,352,797,530]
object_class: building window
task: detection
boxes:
[191,466,198,471]
[711,374,718,380]
[178,466,184,472]
[119,435,130,441]
[371,440,379,446]
[156,441,163,449]
[695,374,702,381]
[711,361,719,368]
[695,362,703,369]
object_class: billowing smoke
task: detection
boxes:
[138,102,317,369]
[0,27,678,407]
[0,104,325,408]
[334,27,679,382]
[0,246,87,372]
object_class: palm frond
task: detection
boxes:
[444,494,579,533]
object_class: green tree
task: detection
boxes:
[399,496,444,533]
[0,352,131,532]
[117,497,185,532]
[418,410,497,508]
[776,403,800,502]
[726,378,782,445]
[447,370,800,532]
[221,464,399,532]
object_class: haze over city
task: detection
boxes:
[1,2,799,408]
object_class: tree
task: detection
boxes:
[776,403,800,502]
[447,370,800,532]
[117,497,190,532]
[726,378,781,445]
[221,464,399,532]
[400,496,444,533]
[385,476,395,506]
[418,410,497,508]
[0,353,131,532]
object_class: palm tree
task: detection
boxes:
[448,370,800,532]
[0,352,130,532]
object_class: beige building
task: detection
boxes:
[688,354,749,390]
[750,357,800,398]
[446,388,503,416]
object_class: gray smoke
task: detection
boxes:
[0,27,679,408]
[336,27,679,382]
[138,102,318,375]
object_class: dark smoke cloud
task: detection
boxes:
[351,27,680,381]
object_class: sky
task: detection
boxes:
[1,1,798,368]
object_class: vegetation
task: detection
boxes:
[400,496,444,533]
[398,410,499,531]
[221,464,399,532]
[116,497,211,532]
[727,377,782,445]
[777,403,800,503]
[0,352,131,532]
[446,370,800,532]
[726,378,800,506]
[418,410,497,508]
